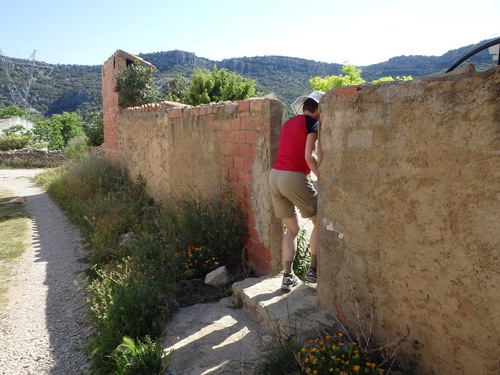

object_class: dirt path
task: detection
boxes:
[0,169,91,375]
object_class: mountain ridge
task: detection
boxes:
[0,38,497,118]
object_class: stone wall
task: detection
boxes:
[116,98,284,275]
[0,148,66,166]
[317,66,500,375]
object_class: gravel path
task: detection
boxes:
[0,169,91,375]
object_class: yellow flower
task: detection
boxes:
[301,348,306,352]
[338,333,343,337]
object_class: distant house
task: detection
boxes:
[0,116,35,133]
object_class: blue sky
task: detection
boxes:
[1,0,499,66]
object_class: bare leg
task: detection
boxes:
[283,214,300,267]
[309,215,318,256]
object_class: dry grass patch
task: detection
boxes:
[0,191,31,312]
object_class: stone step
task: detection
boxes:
[232,274,336,339]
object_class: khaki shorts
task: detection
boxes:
[269,169,317,219]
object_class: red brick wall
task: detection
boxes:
[213,100,275,275]
[102,55,120,163]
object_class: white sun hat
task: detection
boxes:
[291,91,325,115]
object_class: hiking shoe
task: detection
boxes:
[304,268,317,283]
[281,274,298,292]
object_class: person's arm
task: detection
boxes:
[305,132,318,177]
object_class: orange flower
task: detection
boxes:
[353,365,360,371]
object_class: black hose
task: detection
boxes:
[446,37,500,73]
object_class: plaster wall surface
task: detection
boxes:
[317,66,500,375]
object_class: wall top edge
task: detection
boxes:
[120,95,282,113]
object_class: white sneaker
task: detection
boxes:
[304,268,317,283]
[281,274,298,292]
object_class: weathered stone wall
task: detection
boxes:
[0,148,66,166]
[317,66,500,375]
[117,97,284,275]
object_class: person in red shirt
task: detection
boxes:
[269,91,324,292]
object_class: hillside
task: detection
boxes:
[0,38,497,118]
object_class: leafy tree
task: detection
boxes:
[310,63,366,91]
[186,66,256,106]
[32,112,83,150]
[311,63,413,91]
[165,74,189,103]
[0,105,26,118]
[115,61,164,108]
[32,118,62,150]
[82,110,104,146]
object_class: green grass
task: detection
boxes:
[0,192,31,312]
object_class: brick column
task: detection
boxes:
[101,50,156,164]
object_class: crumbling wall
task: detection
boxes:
[317,66,500,375]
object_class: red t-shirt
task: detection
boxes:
[272,115,318,174]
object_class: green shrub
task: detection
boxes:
[112,336,169,375]
[82,111,104,146]
[115,61,163,108]
[251,330,303,374]
[156,195,248,267]
[64,135,89,160]
[86,260,169,374]
[176,246,220,280]
[0,134,31,150]
[87,206,137,264]
[294,227,312,280]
